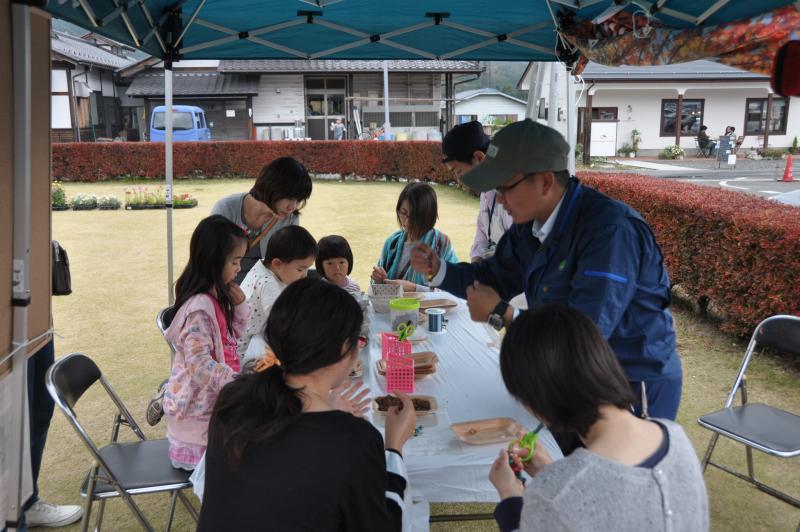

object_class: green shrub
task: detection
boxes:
[98,195,121,210]
[69,193,97,210]
[51,181,67,209]
[658,145,685,160]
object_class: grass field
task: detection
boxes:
[39,179,800,531]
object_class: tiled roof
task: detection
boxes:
[218,59,482,73]
[126,72,260,96]
[51,30,135,70]
[580,60,766,80]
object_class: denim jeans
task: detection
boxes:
[25,339,56,509]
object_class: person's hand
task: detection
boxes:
[489,449,525,499]
[330,380,371,418]
[465,281,501,322]
[227,282,246,306]
[371,266,388,284]
[410,244,440,281]
[509,429,554,478]
[387,279,417,292]
[384,393,417,452]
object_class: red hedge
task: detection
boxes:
[51,141,452,183]
[578,172,800,337]
[51,141,800,337]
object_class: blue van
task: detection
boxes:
[149,105,210,142]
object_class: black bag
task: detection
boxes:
[52,240,72,296]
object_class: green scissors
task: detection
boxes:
[508,422,544,463]
[396,320,416,342]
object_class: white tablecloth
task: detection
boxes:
[365,293,562,504]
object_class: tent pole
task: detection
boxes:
[8,4,32,530]
[382,60,390,140]
[165,65,174,306]
[566,71,577,175]
[547,63,558,130]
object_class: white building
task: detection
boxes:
[454,88,527,128]
[519,60,800,158]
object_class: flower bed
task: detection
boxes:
[69,193,97,211]
[578,172,800,337]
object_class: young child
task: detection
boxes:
[317,235,362,295]
[371,182,458,292]
[163,215,250,470]
[238,225,318,360]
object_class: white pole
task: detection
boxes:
[566,72,577,175]
[547,62,559,130]
[525,62,547,120]
[165,65,174,306]
[9,4,32,530]
[382,60,390,140]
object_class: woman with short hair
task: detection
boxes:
[490,304,709,532]
[212,157,313,283]
[371,182,458,292]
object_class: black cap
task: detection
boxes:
[442,121,491,163]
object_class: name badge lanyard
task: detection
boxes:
[487,194,497,249]
[523,183,583,298]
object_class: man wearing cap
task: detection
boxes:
[442,121,514,262]
[411,119,682,421]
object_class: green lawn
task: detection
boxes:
[40,179,800,531]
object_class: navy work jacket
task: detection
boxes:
[440,177,681,382]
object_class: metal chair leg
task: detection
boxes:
[81,466,98,532]
[178,490,200,522]
[165,491,178,532]
[94,498,107,532]
[119,493,154,532]
[701,433,719,473]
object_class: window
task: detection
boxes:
[660,99,704,137]
[744,97,789,135]
[152,111,195,131]
[488,114,517,124]
[591,107,618,121]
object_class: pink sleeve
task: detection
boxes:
[231,300,251,338]
[470,193,490,260]
[178,311,236,392]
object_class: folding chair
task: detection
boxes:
[156,306,175,362]
[46,353,199,532]
[698,315,800,510]
[694,138,711,158]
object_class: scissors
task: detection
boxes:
[508,422,544,463]
[396,320,415,342]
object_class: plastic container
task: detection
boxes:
[369,284,403,313]
[389,298,420,332]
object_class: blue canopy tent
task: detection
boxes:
[4,1,797,529]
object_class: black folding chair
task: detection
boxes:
[156,306,175,362]
[698,315,800,510]
[46,353,199,532]
[694,138,711,158]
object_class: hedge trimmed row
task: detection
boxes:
[579,172,800,337]
[51,141,452,183]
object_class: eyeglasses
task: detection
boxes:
[397,209,411,220]
[495,173,535,196]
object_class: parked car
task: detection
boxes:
[149,105,210,142]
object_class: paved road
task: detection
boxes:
[675,175,800,199]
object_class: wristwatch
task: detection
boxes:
[487,300,510,331]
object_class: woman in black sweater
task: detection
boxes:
[198,278,416,531]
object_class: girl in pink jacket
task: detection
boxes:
[163,215,250,470]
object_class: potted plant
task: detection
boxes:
[658,145,685,160]
[174,192,198,209]
[98,195,122,210]
[69,193,98,211]
[51,181,69,211]
[125,187,147,210]
[618,143,634,157]
[630,129,642,157]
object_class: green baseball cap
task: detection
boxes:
[460,119,570,192]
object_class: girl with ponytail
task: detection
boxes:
[199,279,417,531]
[162,215,249,470]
